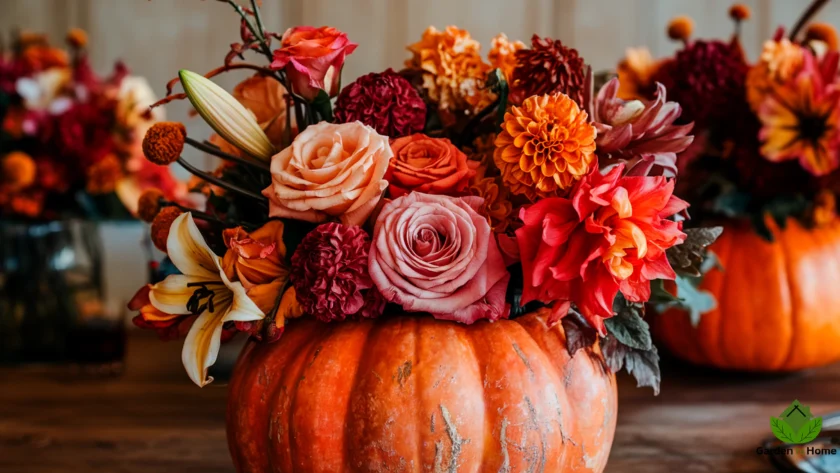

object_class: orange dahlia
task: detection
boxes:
[494,93,596,200]
[469,166,513,232]
[758,57,840,176]
[488,33,525,82]
[405,26,494,114]
[616,47,661,100]
[746,39,805,112]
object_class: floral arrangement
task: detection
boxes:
[0,29,185,220]
[616,0,840,240]
[130,0,722,393]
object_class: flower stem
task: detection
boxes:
[176,156,269,203]
[790,0,830,41]
[185,136,270,170]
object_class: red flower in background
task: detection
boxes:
[516,165,687,333]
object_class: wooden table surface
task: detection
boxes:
[1,333,839,473]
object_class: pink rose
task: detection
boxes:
[262,121,392,226]
[271,26,358,101]
[369,192,510,324]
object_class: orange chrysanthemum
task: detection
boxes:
[616,47,661,100]
[143,122,186,165]
[758,64,840,176]
[406,26,494,114]
[488,33,525,82]
[86,155,123,194]
[746,39,805,112]
[806,23,839,51]
[1,151,37,190]
[494,93,597,200]
[138,188,165,223]
[151,207,183,252]
[469,166,514,233]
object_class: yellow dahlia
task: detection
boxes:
[746,39,805,112]
[488,33,525,82]
[494,93,596,200]
[469,165,513,232]
[406,26,494,114]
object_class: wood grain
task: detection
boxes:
[1,332,838,472]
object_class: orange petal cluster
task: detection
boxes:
[746,39,805,112]
[406,26,494,114]
[468,166,514,233]
[494,93,596,200]
[488,33,525,82]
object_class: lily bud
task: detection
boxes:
[178,70,275,162]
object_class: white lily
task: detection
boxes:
[149,212,264,387]
[179,69,275,162]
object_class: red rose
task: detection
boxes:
[270,26,358,101]
[516,164,687,333]
[386,134,477,198]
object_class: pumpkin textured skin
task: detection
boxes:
[655,217,840,371]
[227,312,617,472]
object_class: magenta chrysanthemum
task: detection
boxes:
[290,222,384,322]
[334,68,426,138]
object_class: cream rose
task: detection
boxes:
[262,121,392,226]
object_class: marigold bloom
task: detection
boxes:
[494,93,597,200]
[806,23,839,51]
[151,206,183,252]
[746,39,805,112]
[406,26,494,114]
[488,33,525,81]
[143,122,186,165]
[138,188,165,223]
[86,154,123,194]
[758,55,840,176]
[66,28,88,48]
[1,151,37,190]
[667,16,694,42]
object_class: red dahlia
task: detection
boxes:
[509,35,587,106]
[334,68,426,138]
[290,223,384,322]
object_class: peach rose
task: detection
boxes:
[233,74,290,146]
[271,26,358,101]
[369,192,510,324]
[386,134,478,198]
[222,220,290,314]
[262,121,392,226]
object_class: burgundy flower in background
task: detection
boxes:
[290,222,384,322]
[334,69,426,138]
[509,35,587,106]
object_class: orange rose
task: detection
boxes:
[386,134,478,198]
[222,220,290,314]
[263,121,392,226]
[270,26,358,101]
[233,74,291,146]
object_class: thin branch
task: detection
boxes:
[176,157,268,203]
[790,0,830,41]
[185,136,270,170]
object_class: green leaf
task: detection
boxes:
[771,417,799,444]
[797,417,822,444]
[605,295,652,351]
[649,279,682,305]
[667,227,723,277]
[674,275,717,326]
[485,68,508,127]
[600,336,661,395]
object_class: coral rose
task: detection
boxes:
[386,134,477,198]
[271,26,358,101]
[290,223,384,322]
[369,192,510,324]
[263,121,393,226]
[517,164,687,334]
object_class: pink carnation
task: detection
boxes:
[369,192,510,324]
[290,223,384,322]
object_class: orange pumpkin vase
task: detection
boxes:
[655,217,840,371]
[227,311,618,472]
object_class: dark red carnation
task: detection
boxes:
[290,222,384,322]
[652,39,748,128]
[54,100,116,167]
[509,35,587,106]
[334,68,426,138]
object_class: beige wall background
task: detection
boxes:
[3,0,839,310]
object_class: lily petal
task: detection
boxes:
[167,213,224,279]
[149,274,220,315]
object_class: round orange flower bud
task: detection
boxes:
[143,122,186,165]
[805,23,839,51]
[667,16,694,42]
[728,4,751,21]
[86,154,123,194]
[66,28,88,48]
[1,152,37,190]
[151,207,183,252]
[137,188,166,223]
